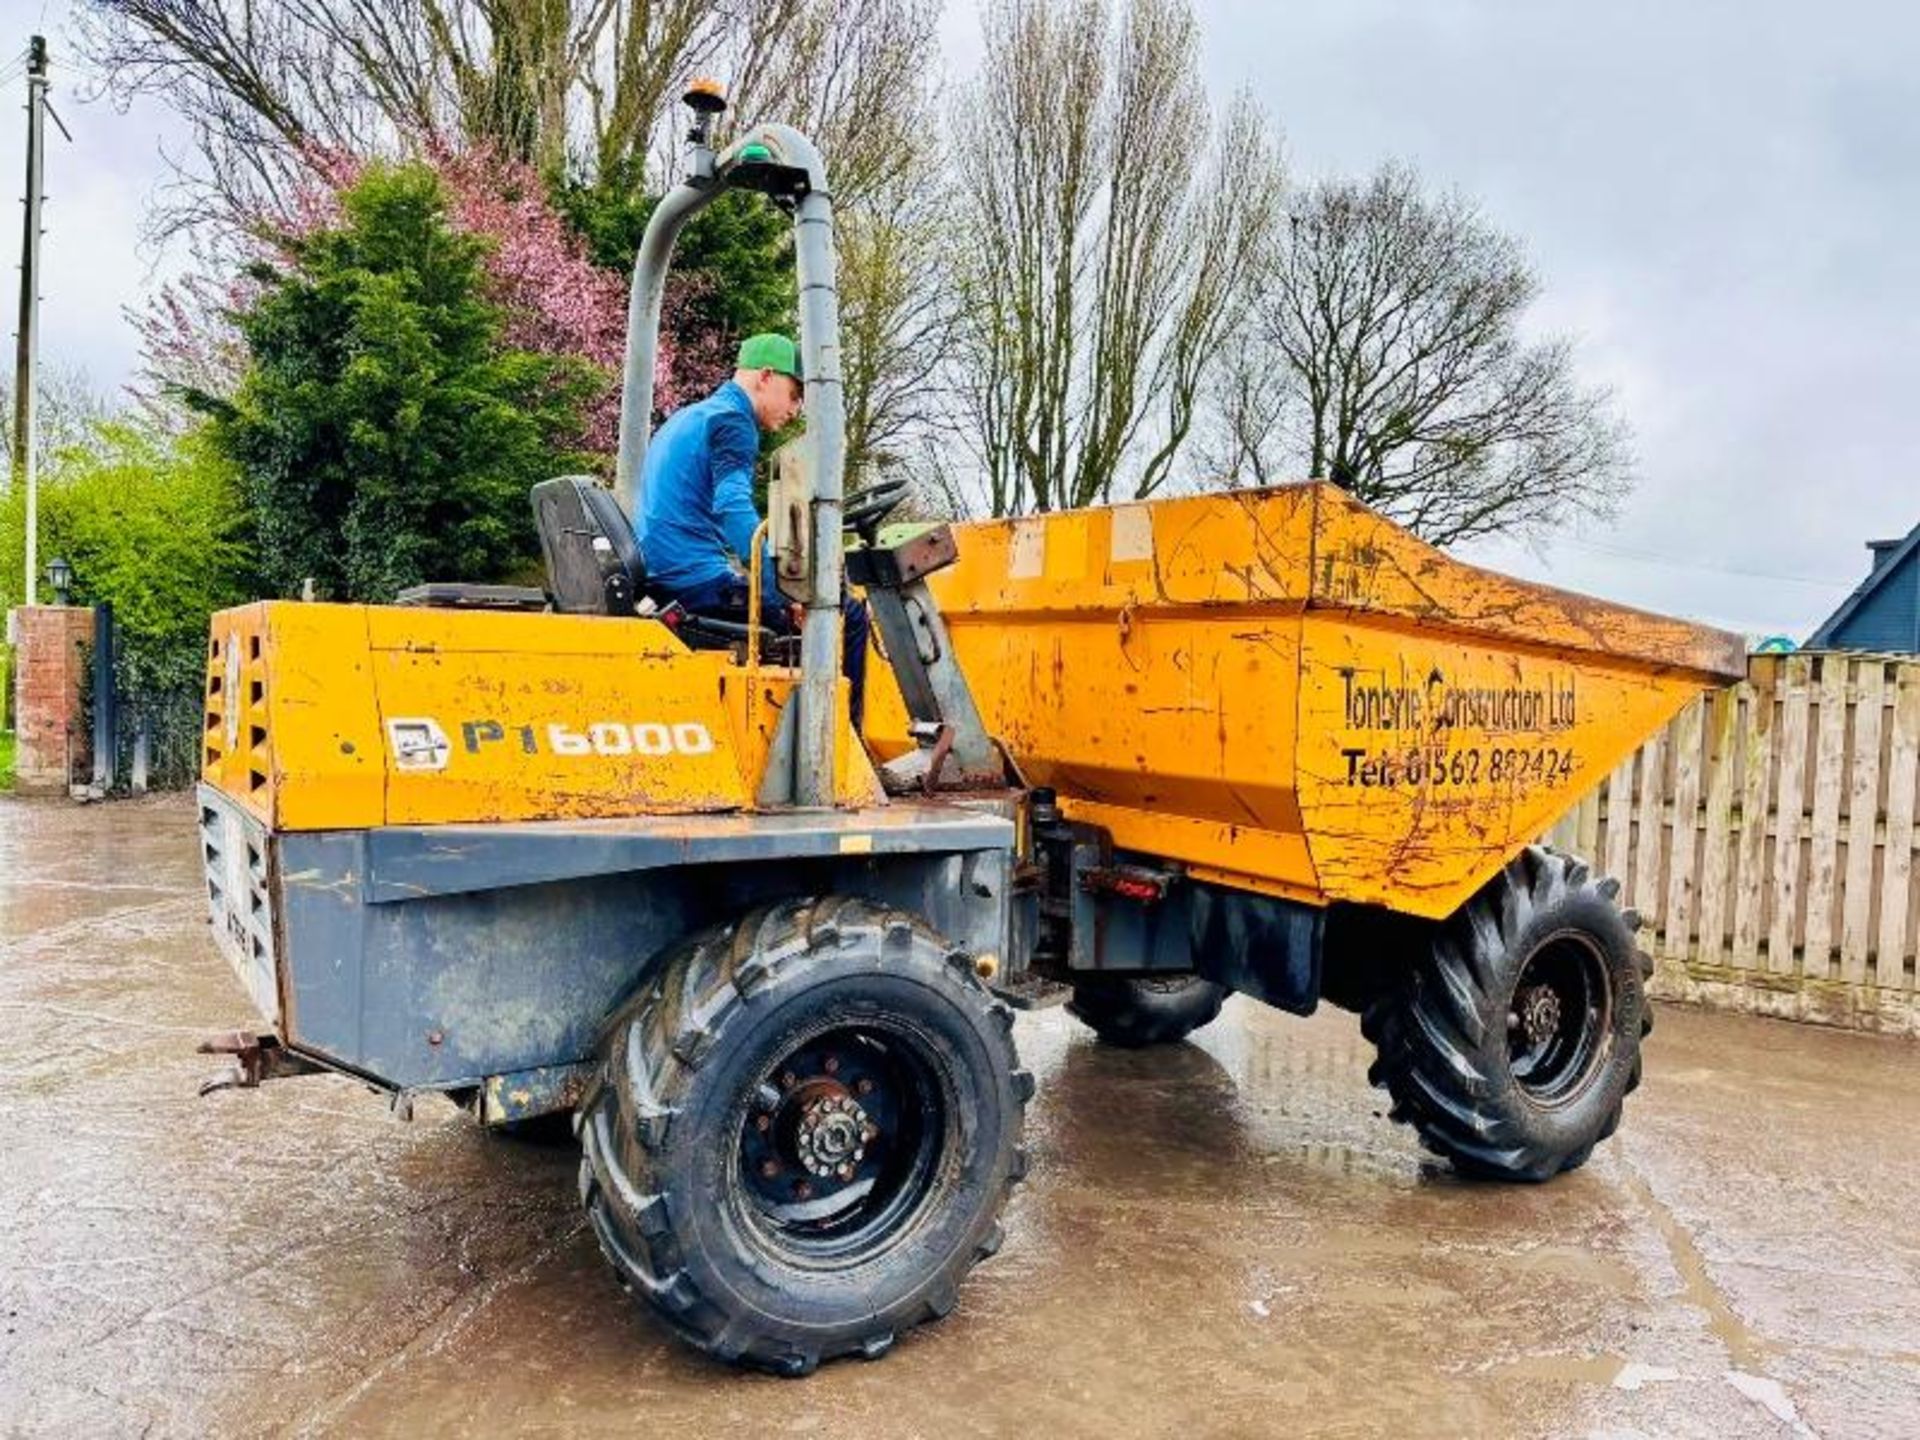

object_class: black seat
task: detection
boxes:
[532,475,645,616]
[529,475,793,661]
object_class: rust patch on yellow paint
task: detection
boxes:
[201,602,879,829]
[866,483,1741,919]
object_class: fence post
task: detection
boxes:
[1878,669,1920,992]
[89,602,116,794]
[131,711,150,794]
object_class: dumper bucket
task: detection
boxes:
[865,482,1743,920]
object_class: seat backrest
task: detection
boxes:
[532,475,647,615]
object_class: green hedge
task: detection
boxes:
[0,424,252,788]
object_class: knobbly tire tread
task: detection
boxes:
[578,896,1030,1376]
[1066,974,1228,1047]
[1363,845,1651,1183]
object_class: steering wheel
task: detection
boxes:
[841,477,911,544]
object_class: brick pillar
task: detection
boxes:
[7,606,95,795]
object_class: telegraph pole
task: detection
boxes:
[13,34,47,603]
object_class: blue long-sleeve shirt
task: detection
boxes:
[637,380,779,599]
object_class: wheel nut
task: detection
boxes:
[856,1078,874,1095]
[795,1181,813,1200]
[824,1055,840,1075]
[780,1070,797,1089]
[836,1162,855,1180]
[760,1159,780,1178]
[755,1114,771,1133]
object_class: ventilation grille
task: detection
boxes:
[202,622,271,802]
[199,789,279,1025]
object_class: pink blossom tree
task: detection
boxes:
[134,140,733,454]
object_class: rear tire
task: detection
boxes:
[1362,847,1651,1182]
[579,896,1031,1375]
[1067,974,1227,1047]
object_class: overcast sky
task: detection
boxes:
[5,0,1917,639]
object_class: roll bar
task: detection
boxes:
[613,95,846,810]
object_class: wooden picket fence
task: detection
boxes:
[1546,651,1920,1035]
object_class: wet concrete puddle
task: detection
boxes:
[2,795,1917,1436]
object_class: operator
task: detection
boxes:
[639,332,870,729]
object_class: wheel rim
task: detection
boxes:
[733,1022,949,1267]
[1506,929,1614,1107]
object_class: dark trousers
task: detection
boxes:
[671,573,870,732]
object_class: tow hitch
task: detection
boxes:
[196,1030,324,1096]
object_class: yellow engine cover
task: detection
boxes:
[201,603,879,830]
[866,483,1743,920]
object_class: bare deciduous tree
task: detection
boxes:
[1214,162,1631,546]
[80,0,946,475]
[946,0,1283,516]
[838,173,954,486]
[80,0,936,223]
[1,363,116,488]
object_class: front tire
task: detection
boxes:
[579,896,1031,1375]
[1067,974,1228,1047]
[1362,847,1651,1182]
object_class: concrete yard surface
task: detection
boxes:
[2,795,1917,1437]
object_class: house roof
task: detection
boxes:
[1807,517,1920,647]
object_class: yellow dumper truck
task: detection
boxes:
[193,91,1744,1375]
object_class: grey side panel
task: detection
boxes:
[363,804,1014,902]
[278,830,377,1063]
[271,832,1013,1093]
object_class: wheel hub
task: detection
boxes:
[1505,929,1614,1107]
[793,1084,878,1179]
[1516,983,1562,1048]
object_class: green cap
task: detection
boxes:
[737,332,801,383]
